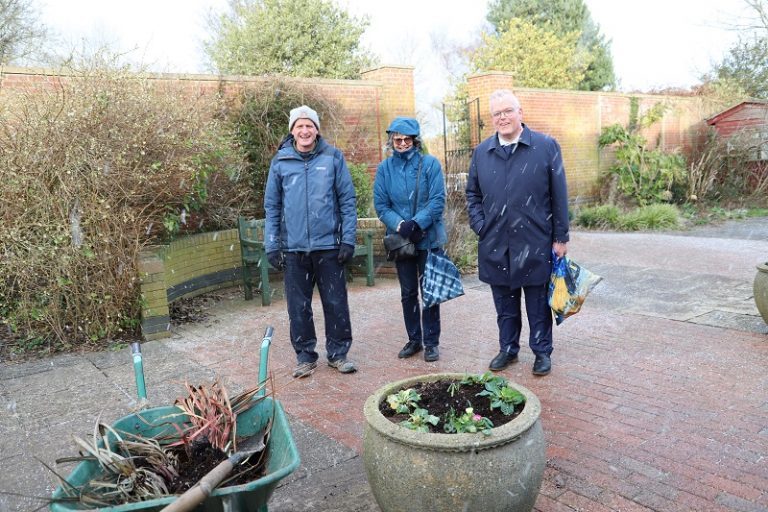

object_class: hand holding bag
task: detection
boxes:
[383,158,422,262]
[421,250,465,308]
[548,250,602,325]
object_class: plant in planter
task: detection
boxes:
[755,261,768,324]
[380,372,525,435]
[363,372,546,512]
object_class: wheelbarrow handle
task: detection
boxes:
[257,326,273,397]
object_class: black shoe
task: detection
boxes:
[424,346,439,362]
[398,341,422,359]
[489,351,518,371]
[532,354,551,376]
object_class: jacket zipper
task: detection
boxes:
[304,160,311,250]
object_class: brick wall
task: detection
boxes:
[466,72,719,202]
[137,230,242,340]
[137,219,387,340]
[0,66,416,171]
[361,65,416,160]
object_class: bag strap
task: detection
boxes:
[411,156,423,217]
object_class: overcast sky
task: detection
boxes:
[37,0,752,134]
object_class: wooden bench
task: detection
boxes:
[238,217,375,306]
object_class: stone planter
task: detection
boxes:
[754,262,768,324]
[362,373,546,512]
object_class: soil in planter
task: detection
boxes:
[379,379,524,433]
[164,437,268,492]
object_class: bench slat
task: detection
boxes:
[238,217,375,305]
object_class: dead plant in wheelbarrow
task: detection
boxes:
[48,377,275,508]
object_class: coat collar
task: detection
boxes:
[486,123,532,156]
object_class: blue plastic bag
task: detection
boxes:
[548,251,602,325]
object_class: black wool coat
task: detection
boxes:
[465,124,570,288]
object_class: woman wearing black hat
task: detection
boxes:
[373,117,447,362]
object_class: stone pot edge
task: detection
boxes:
[363,372,542,452]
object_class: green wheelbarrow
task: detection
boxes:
[50,326,299,512]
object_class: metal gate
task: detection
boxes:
[442,97,483,191]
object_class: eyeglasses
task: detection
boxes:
[393,136,413,145]
[491,108,518,119]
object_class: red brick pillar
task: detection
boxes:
[467,72,516,140]
[361,65,416,147]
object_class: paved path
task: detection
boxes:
[1,218,766,512]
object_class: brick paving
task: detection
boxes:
[1,219,766,512]
[163,221,768,512]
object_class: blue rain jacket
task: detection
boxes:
[264,136,357,253]
[466,124,570,287]
[374,147,447,250]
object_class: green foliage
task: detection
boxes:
[598,101,687,206]
[386,389,421,414]
[205,0,373,79]
[703,1,768,99]
[574,204,680,231]
[747,208,768,217]
[400,408,439,433]
[710,35,768,99]
[386,374,525,435]
[485,0,615,90]
[575,204,621,228]
[443,407,494,435]
[472,18,590,89]
[477,379,526,415]
[226,80,340,216]
[460,371,504,386]
[617,204,681,231]
[0,62,246,351]
[349,163,373,218]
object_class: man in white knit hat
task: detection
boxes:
[264,105,359,378]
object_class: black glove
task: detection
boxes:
[398,220,418,239]
[409,224,425,243]
[337,244,355,264]
[267,251,285,270]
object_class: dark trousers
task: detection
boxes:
[284,250,352,364]
[395,248,441,347]
[490,283,552,357]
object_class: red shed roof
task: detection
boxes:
[706,100,768,126]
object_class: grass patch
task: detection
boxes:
[575,203,680,231]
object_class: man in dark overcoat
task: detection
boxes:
[465,89,570,376]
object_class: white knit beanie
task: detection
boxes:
[288,105,320,131]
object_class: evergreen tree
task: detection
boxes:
[205,0,373,79]
[472,18,590,89]
[486,0,615,91]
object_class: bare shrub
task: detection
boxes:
[689,128,768,204]
[687,131,728,201]
[444,188,477,272]
[224,79,344,217]
[0,65,245,351]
